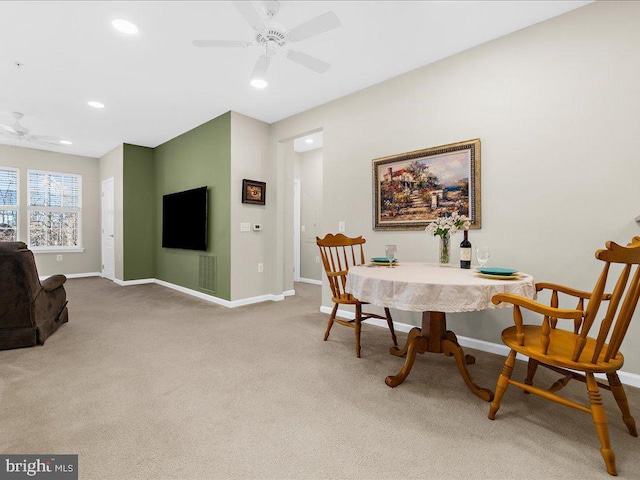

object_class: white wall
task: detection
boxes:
[98,144,124,281]
[271,1,640,373]
[0,144,101,276]
[294,148,323,281]
[230,112,273,300]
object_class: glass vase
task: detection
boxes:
[439,233,451,265]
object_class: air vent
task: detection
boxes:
[199,255,217,293]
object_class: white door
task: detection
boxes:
[101,178,115,280]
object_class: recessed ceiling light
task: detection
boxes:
[59,140,72,145]
[305,138,314,144]
[112,19,138,35]
[250,78,268,89]
[87,101,105,109]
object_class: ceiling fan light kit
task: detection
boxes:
[193,0,342,87]
[250,54,270,88]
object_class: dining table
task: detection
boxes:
[345,262,536,401]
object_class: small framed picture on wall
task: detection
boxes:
[242,179,266,205]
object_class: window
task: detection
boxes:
[0,167,18,242]
[28,170,82,249]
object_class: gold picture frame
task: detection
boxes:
[372,139,481,230]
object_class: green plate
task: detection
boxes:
[371,257,396,263]
[477,267,518,276]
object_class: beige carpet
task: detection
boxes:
[1,278,639,480]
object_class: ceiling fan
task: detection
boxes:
[0,112,69,146]
[193,0,341,87]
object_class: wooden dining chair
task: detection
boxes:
[488,237,640,476]
[316,233,398,358]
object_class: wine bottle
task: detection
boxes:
[460,230,471,269]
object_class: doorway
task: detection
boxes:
[292,131,323,286]
[101,178,115,280]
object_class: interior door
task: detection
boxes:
[101,178,115,280]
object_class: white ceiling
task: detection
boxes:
[0,1,591,158]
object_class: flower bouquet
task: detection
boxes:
[425,212,470,264]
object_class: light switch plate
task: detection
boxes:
[240,223,250,232]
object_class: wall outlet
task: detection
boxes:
[338,221,345,232]
[315,256,320,264]
[253,224,262,231]
[257,263,264,273]
[56,255,63,262]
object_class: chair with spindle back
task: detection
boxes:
[316,233,398,358]
[488,237,640,476]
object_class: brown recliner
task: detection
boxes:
[0,241,69,350]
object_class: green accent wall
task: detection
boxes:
[152,112,232,300]
[123,144,155,281]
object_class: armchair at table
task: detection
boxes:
[488,237,640,476]
[0,241,69,350]
[316,233,398,358]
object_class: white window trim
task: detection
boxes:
[30,247,85,254]
[0,166,19,241]
[27,169,83,250]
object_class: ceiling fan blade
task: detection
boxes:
[193,40,252,48]
[233,1,266,31]
[286,50,331,74]
[28,134,63,145]
[288,11,341,42]
[0,124,17,134]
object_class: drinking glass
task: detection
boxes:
[475,246,490,268]
[385,244,397,268]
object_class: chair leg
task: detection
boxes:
[586,373,617,476]
[523,358,539,394]
[354,304,363,358]
[324,303,338,341]
[607,372,638,437]
[384,307,398,347]
[489,350,516,420]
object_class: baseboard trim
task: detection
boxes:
[40,272,101,281]
[319,305,640,388]
[299,278,322,286]
[112,278,155,286]
[152,279,287,308]
[283,290,296,297]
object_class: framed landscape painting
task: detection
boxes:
[372,139,481,230]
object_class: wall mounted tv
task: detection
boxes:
[162,186,208,251]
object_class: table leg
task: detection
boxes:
[389,327,423,357]
[386,328,427,387]
[442,337,494,402]
[385,311,494,402]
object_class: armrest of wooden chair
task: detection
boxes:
[534,282,610,333]
[492,293,585,352]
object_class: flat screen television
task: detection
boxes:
[162,186,208,251]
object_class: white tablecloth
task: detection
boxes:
[345,263,536,313]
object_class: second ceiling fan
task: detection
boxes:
[193,1,342,87]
